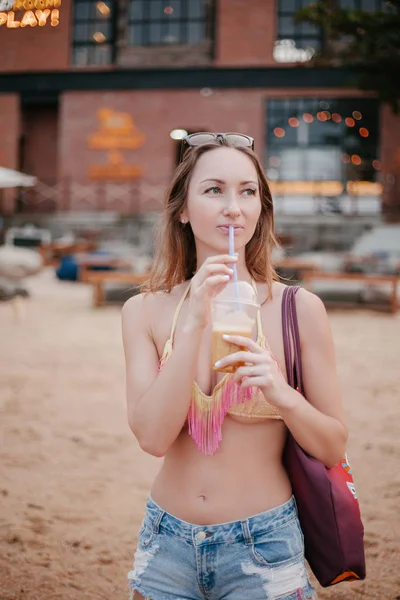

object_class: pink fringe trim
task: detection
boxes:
[188,377,253,455]
[158,350,254,455]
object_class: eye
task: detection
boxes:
[242,188,257,196]
[205,186,222,195]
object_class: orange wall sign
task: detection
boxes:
[0,0,60,27]
[88,109,145,181]
[88,109,146,150]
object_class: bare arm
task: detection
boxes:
[121,293,203,457]
[278,289,348,467]
[121,255,237,457]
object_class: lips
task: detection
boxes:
[217,225,244,230]
[217,225,244,235]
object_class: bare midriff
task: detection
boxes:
[149,281,292,525]
[151,416,292,525]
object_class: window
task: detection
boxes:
[266,98,381,214]
[274,0,394,63]
[127,0,214,46]
[72,0,115,66]
[267,98,379,183]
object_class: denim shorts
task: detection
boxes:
[127,494,316,600]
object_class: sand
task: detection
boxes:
[0,268,399,600]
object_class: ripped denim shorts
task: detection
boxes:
[127,494,316,600]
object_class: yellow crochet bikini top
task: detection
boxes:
[158,281,282,454]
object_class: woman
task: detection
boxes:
[121,133,348,600]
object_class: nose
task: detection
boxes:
[223,191,241,218]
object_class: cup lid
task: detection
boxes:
[212,281,259,307]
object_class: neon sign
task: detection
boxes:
[88,109,145,180]
[0,0,60,27]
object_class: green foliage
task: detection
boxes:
[294,1,400,113]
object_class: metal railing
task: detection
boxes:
[16,178,166,214]
[13,177,399,220]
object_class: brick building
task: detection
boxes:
[0,0,399,218]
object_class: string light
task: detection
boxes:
[372,160,381,170]
[96,2,110,15]
[164,6,174,14]
[351,154,362,165]
[359,127,369,138]
[353,111,362,120]
[93,31,106,43]
[317,111,328,122]
[274,127,285,138]
[332,113,342,123]
[288,117,300,127]
[345,117,355,127]
[303,113,313,123]
[341,153,350,164]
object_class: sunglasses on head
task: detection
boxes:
[180,132,254,162]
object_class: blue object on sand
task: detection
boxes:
[56,255,79,281]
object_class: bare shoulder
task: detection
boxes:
[121,293,151,344]
[122,290,151,323]
[292,287,332,347]
[122,289,157,316]
[263,281,326,321]
[271,280,286,301]
[294,287,328,323]
[122,289,165,330]
[121,282,189,337]
[258,280,285,306]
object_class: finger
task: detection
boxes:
[198,274,231,294]
[240,376,267,389]
[200,263,234,282]
[214,351,261,370]
[221,334,264,354]
[204,254,238,265]
[233,364,264,383]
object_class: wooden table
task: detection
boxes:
[302,271,400,314]
[84,270,150,307]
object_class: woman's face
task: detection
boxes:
[183,147,262,256]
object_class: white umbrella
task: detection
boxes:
[0,246,43,320]
[0,245,43,280]
[0,167,37,189]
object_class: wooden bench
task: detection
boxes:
[274,259,318,279]
[302,271,400,314]
[84,271,150,307]
[78,259,133,282]
[39,241,97,267]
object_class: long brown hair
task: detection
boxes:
[142,138,280,298]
